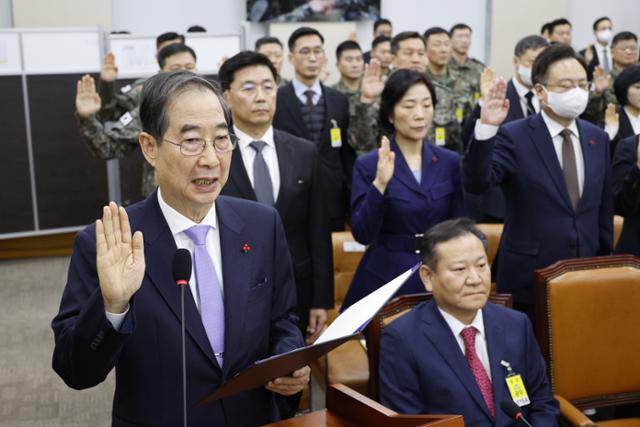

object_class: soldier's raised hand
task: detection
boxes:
[593,66,610,95]
[76,74,102,118]
[96,202,145,314]
[480,67,496,102]
[605,102,619,128]
[480,78,509,126]
[360,58,386,103]
[373,136,395,194]
[100,51,119,82]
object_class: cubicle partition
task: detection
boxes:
[0,28,242,239]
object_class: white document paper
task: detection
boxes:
[315,265,418,345]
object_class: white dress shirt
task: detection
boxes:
[292,77,321,106]
[594,43,612,71]
[439,308,491,377]
[106,189,223,330]
[234,125,280,202]
[625,107,640,135]
[474,110,585,196]
[512,76,540,117]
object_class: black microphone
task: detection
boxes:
[501,399,533,427]
[173,249,192,427]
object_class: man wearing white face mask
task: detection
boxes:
[464,44,613,325]
[579,17,613,80]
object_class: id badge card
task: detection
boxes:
[330,119,342,148]
[435,127,446,146]
[501,360,531,407]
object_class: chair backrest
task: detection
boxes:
[535,255,640,410]
[613,215,624,249]
[329,231,366,323]
[476,223,503,267]
[367,292,513,402]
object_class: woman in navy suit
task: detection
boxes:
[341,70,464,310]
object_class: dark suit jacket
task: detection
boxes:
[341,138,464,310]
[579,44,600,81]
[464,114,613,304]
[273,81,356,231]
[221,129,333,331]
[613,134,640,256]
[52,193,303,427]
[462,79,527,221]
[363,50,372,64]
[379,300,559,426]
[608,106,636,158]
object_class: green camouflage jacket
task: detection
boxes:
[98,77,146,122]
[582,67,620,124]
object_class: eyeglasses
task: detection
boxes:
[163,134,238,156]
[295,48,324,58]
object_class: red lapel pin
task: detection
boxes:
[241,243,251,254]
[588,139,596,145]
[431,155,439,163]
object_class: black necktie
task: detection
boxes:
[560,129,580,210]
[249,140,274,206]
[524,91,536,116]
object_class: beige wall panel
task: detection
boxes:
[12,0,111,30]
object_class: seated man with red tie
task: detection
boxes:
[379,218,559,426]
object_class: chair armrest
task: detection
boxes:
[556,395,596,427]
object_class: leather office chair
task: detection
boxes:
[367,292,513,402]
[312,231,369,396]
[535,255,640,427]
[475,223,503,268]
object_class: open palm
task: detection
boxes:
[76,74,101,118]
[480,78,510,126]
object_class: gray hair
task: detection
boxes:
[514,35,549,58]
[139,70,232,141]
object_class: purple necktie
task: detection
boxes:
[184,225,225,367]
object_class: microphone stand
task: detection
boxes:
[181,284,187,427]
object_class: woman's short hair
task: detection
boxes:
[614,64,640,106]
[379,69,437,136]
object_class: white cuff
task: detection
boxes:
[605,125,619,141]
[474,120,499,141]
[106,305,129,330]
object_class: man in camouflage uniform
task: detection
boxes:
[76,43,197,197]
[424,27,478,154]
[583,31,638,123]
[349,31,427,156]
[332,40,367,154]
[448,23,484,104]
[255,36,290,87]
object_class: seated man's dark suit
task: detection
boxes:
[464,113,613,306]
[273,82,356,231]
[379,300,559,426]
[222,129,333,332]
[52,192,303,427]
[612,134,640,256]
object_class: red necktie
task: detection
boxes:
[461,327,495,419]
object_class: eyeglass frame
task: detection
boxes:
[162,133,239,156]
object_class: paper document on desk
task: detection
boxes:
[315,264,419,345]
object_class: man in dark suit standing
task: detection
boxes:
[379,218,559,426]
[579,17,613,80]
[464,44,613,322]
[52,71,309,426]
[219,51,333,343]
[612,134,640,256]
[273,27,355,231]
[462,35,549,223]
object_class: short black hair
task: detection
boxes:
[379,69,437,136]
[336,40,362,60]
[217,50,278,91]
[372,35,391,50]
[156,31,185,49]
[288,26,324,51]
[531,43,587,86]
[449,23,472,36]
[614,64,640,105]
[592,17,611,31]
[423,27,450,43]
[548,18,572,35]
[419,218,488,270]
[540,22,552,35]
[156,43,197,69]
[187,25,206,33]
[612,31,638,48]
[374,18,392,32]
[514,35,549,57]
[391,31,424,55]
[140,71,232,141]
[255,36,283,50]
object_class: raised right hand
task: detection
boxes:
[480,67,495,102]
[593,66,610,95]
[76,74,102,118]
[373,136,395,194]
[360,58,385,103]
[604,102,619,128]
[96,202,145,314]
[480,78,509,126]
[100,51,119,82]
